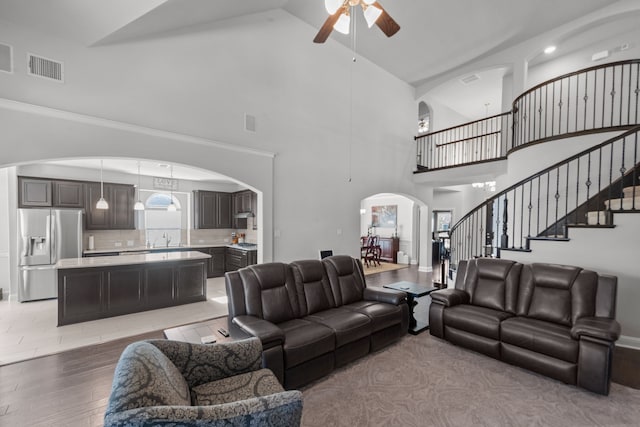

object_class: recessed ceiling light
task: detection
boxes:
[158,163,170,168]
[544,45,556,54]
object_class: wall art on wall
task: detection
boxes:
[371,205,397,228]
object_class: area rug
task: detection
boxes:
[363,262,409,276]
[300,334,640,427]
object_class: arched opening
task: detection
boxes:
[418,101,431,134]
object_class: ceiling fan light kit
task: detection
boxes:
[315,0,399,43]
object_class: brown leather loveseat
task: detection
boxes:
[226,255,410,389]
[429,258,621,395]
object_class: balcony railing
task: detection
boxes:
[448,126,640,266]
[512,59,640,150]
[415,59,640,171]
[415,112,511,170]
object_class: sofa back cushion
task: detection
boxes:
[464,258,521,313]
[291,260,335,316]
[239,263,299,324]
[517,263,598,326]
[322,255,366,306]
[105,341,191,416]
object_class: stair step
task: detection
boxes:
[603,196,640,210]
[586,211,609,225]
[623,186,640,198]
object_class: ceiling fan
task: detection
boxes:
[313,0,400,43]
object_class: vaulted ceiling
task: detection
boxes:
[0,0,621,88]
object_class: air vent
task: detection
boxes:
[460,74,480,85]
[27,53,64,82]
[0,43,12,73]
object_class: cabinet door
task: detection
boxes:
[176,262,206,303]
[19,177,52,207]
[208,247,226,278]
[53,180,84,208]
[58,269,104,325]
[145,265,175,308]
[216,192,233,228]
[109,184,135,229]
[105,268,143,315]
[194,191,216,229]
[85,182,110,230]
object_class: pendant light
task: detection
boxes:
[96,159,109,210]
[167,164,177,211]
[133,161,145,211]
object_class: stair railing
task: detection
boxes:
[415,112,511,170]
[449,125,640,267]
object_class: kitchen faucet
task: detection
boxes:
[162,232,172,247]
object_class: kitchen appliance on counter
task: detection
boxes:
[18,208,83,302]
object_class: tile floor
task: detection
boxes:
[0,277,229,366]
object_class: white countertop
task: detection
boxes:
[83,243,257,255]
[57,250,211,269]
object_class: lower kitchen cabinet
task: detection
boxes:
[225,248,257,271]
[57,259,206,326]
[207,247,226,278]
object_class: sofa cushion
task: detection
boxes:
[443,304,512,340]
[501,317,578,363]
[191,368,284,406]
[278,318,335,368]
[291,260,335,316]
[305,308,371,347]
[344,300,402,332]
[464,258,521,313]
[240,263,299,324]
[106,341,191,416]
[323,256,366,306]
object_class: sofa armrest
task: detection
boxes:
[104,391,303,427]
[147,338,262,388]
[430,288,470,307]
[364,287,407,305]
[571,317,621,342]
[233,315,285,349]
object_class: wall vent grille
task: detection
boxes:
[0,43,12,73]
[27,53,64,82]
[460,74,480,85]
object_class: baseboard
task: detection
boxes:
[617,335,640,350]
[418,266,432,273]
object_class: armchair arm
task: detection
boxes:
[364,287,408,305]
[233,315,285,349]
[430,288,470,307]
[571,317,621,342]
[147,338,262,388]
[104,391,303,427]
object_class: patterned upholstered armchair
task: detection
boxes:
[104,337,303,427]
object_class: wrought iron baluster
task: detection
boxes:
[511,189,517,248]
[527,180,533,237]
[565,162,570,235]
[575,158,580,225]
[633,131,638,210]
[602,68,607,128]
[545,172,550,233]
[610,65,616,127]
[584,71,589,131]
[537,176,541,235]
[586,152,592,222]
[620,135,626,210]
[520,185,524,249]
[554,168,560,237]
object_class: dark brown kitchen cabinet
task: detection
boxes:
[53,180,84,208]
[19,177,52,207]
[193,191,232,229]
[205,247,226,278]
[233,190,256,229]
[225,247,257,271]
[58,259,207,326]
[85,182,135,230]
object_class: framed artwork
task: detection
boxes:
[371,205,397,228]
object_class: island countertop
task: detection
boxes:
[57,250,211,269]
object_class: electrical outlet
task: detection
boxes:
[337,228,343,236]
[127,240,134,247]
[198,239,204,243]
[114,242,122,247]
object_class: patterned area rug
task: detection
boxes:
[300,334,640,427]
[362,262,409,276]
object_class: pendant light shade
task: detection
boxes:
[96,159,109,210]
[134,161,145,211]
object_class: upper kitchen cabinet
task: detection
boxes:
[232,190,256,229]
[193,191,233,229]
[53,180,84,208]
[19,177,52,207]
[85,182,135,230]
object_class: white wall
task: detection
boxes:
[360,195,415,262]
[0,9,418,271]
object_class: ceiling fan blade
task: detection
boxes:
[313,8,343,43]
[372,2,400,38]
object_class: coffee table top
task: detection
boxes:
[383,281,439,297]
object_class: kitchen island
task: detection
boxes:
[56,251,210,326]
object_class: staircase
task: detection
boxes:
[588,185,640,223]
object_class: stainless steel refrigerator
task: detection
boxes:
[18,208,84,302]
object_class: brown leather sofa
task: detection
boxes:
[225,255,410,389]
[429,258,621,395]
